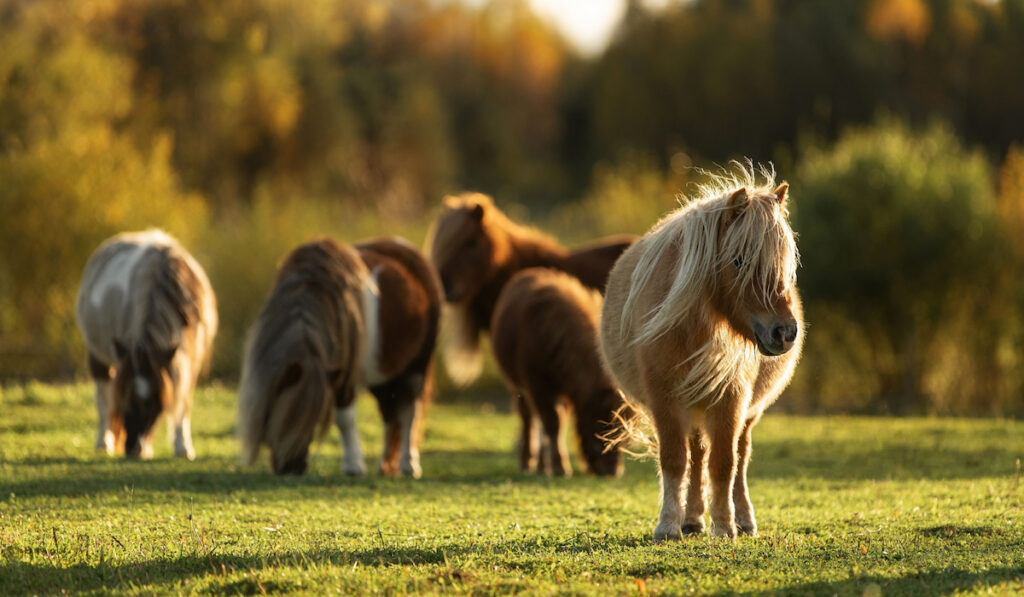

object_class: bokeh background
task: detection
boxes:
[2,0,1023,416]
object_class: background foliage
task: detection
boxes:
[2,0,1023,415]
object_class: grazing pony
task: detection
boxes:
[238,237,441,477]
[427,192,635,387]
[600,167,803,540]
[491,268,632,476]
[76,229,217,459]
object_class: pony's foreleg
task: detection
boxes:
[733,415,760,536]
[335,405,367,476]
[651,401,690,541]
[88,353,116,455]
[706,400,744,538]
[682,429,708,535]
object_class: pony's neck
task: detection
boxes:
[469,223,569,332]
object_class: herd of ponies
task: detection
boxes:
[75,165,802,540]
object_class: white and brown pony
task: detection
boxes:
[600,167,803,540]
[76,229,217,459]
[491,268,632,476]
[238,237,442,477]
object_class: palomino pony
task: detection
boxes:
[76,229,217,459]
[238,237,441,477]
[491,268,632,476]
[600,168,802,540]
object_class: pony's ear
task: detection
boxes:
[724,187,749,224]
[156,344,178,366]
[470,203,485,221]
[113,340,128,361]
[772,182,789,206]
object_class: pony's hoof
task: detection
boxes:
[175,448,196,460]
[344,464,368,477]
[711,522,737,539]
[681,523,705,536]
[400,464,422,479]
[737,524,758,537]
[653,522,683,542]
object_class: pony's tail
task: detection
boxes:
[440,303,483,387]
[598,393,659,460]
[237,323,334,468]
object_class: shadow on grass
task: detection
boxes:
[5,543,1022,596]
[2,543,477,595]
[707,565,1024,596]
[2,450,606,500]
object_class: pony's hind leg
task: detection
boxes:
[369,373,426,477]
[533,391,571,477]
[516,394,540,473]
[379,420,402,476]
[171,364,197,460]
[88,353,116,455]
[396,398,423,478]
[706,400,745,538]
[682,429,708,535]
[733,416,760,536]
[651,400,689,541]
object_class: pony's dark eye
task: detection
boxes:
[733,256,744,269]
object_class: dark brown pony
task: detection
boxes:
[238,237,441,477]
[76,229,217,460]
[491,268,632,476]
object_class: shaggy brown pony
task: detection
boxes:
[238,237,441,477]
[600,166,803,540]
[491,268,632,476]
[77,229,217,460]
[427,192,635,387]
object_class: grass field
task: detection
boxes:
[1,383,1022,595]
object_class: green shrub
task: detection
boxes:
[0,128,208,378]
[791,118,1019,414]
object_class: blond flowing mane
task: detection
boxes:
[620,164,799,348]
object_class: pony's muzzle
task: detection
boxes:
[754,320,798,356]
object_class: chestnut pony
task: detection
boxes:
[427,192,635,387]
[491,268,632,477]
[76,229,217,460]
[238,237,441,477]
[600,167,803,540]
[428,192,634,464]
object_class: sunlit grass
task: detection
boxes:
[1,383,1022,595]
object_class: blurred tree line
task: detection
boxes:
[1,0,1023,415]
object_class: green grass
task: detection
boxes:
[1,383,1023,595]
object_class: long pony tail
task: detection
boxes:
[598,393,659,460]
[440,304,483,387]
[237,329,334,467]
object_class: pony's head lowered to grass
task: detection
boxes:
[623,165,800,358]
[111,338,177,458]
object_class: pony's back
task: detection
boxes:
[77,229,216,367]
[237,239,369,473]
